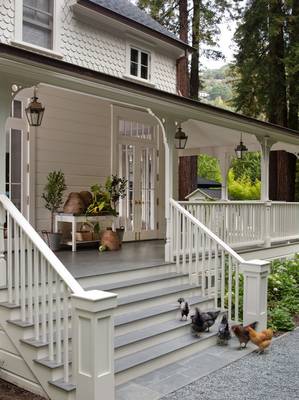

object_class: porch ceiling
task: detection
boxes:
[1,43,299,152]
[180,119,299,157]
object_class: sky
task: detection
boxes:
[130,0,240,71]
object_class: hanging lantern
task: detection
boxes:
[25,88,45,127]
[235,133,248,159]
[175,126,188,150]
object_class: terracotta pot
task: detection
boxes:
[101,227,120,251]
[80,191,93,209]
[63,192,85,215]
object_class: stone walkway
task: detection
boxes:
[116,337,256,400]
[161,328,299,400]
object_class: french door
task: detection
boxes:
[118,119,159,241]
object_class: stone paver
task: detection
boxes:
[116,337,255,399]
[161,328,299,400]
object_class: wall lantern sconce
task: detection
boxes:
[235,133,248,159]
[25,87,45,127]
[175,126,188,150]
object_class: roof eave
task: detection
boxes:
[77,0,194,52]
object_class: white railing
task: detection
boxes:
[0,194,84,384]
[270,202,299,242]
[170,199,245,322]
[179,200,299,248]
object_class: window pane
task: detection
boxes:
[130,62,138,77]
[141,52,148,67]
[130,48,138,63]
[11,100,22,118]
[141,65,148,80]
[11,185,22,211]
[11,129,22,184]
[23,0,53,49]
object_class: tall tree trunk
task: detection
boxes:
[176,0,189,96]
[190,0,200,100]
[268,0,288,126]
[179,155,198,200]
[288,0,299,130]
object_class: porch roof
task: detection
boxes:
[1,43,299,150]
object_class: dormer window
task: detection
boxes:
[130,47,150,80]
[23,0,53,49]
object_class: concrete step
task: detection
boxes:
[115,318,191,358]
[115,330,218,385]
[86,272,189,297]
[115,295,213,335]
[77,262,177,288]
[115,284,199,315]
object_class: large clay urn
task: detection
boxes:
[63,192,85,215]
[101,227,120,251]
[79,191,93,209]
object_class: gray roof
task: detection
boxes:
[85,0,185,46]
[200,188,222,200]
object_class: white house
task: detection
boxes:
[0,1,299,399]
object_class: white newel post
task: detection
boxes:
[0,82,13,288]
[240,259,270,331]
[72,290,118,400]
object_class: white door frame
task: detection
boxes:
[111,105,164,241]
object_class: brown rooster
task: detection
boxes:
[246,326,273,353]
[231,321,258,349]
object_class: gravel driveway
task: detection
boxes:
[161,328,299,400]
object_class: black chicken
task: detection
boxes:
[217,314,231,345]
[191,308,220,337]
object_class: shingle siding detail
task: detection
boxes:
[0,0,14,44]
[0,0,177,94]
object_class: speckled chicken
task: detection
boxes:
[217,314,231,345]
[177,298,190,320]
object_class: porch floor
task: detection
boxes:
[57,240,166,279]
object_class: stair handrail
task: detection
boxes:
[0,194,84,295]
[170,198,245,264]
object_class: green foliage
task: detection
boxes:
[227,170,261,200]
[86,176,127,216]
[197,154,222,183]
[42,170,66,233]
[268,308,295,332]
[230,152,261,182]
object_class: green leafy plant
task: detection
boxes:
[268,307,295,332]
[42,170,66,233]
[86,176,127,216]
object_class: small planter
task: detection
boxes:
[116,227,125,246]
[42,231,62,252]
[101,227,120,251]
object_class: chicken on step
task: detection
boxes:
[177,298,190,320]
[191,308,220,337]
[217,314,231,345]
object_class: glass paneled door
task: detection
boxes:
[118,119,159,241]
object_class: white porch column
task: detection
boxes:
[72,290,117,400]
[240,259,270,331]
[163,118,176,262]
[218,152,231,201]
[258,136,275,201]
[0,81,13,288]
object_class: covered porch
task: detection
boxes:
[1,46,299,269]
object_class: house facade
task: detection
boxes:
[0,1,299,400]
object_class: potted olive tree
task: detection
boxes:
[42,170,67,251]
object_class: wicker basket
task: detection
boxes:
[75,230,93,242]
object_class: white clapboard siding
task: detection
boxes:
[35,85,112,232]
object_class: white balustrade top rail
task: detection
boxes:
[170,199,245,264]
[0,194,84,295]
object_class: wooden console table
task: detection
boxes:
[54,213,113,252]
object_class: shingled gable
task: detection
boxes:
[77,0,192,51]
